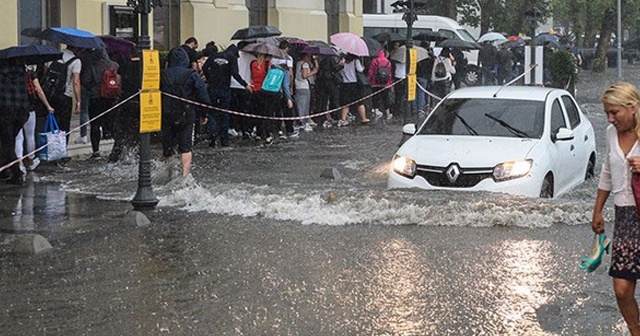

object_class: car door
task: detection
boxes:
[548,96,579,193]
[561,94,592,168]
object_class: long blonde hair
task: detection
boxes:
[601,82,640,136]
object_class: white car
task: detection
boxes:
[388,86,596,198]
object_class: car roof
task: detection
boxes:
[446,86,564,101]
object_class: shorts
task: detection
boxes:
[162,119,194,157]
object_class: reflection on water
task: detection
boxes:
[1,178,67,235]
[493,240,551,335]
[366,238,429,335]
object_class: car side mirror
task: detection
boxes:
[402,123,417,135]
[555,127,575,141]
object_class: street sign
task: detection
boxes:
[142,50,160,90]
[409,48,417,75]
[140,50,161,133]
[139,90,161,133]
[407,74,416,101]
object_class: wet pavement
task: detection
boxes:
[1,64,640,335]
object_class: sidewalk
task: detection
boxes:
[65,113,114,157]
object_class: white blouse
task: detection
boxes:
[598,124,640,206]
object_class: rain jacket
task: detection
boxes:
[161,47,211,122]
[202,44,248,91]
[367,50,392,87]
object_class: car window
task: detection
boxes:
[561,95,581,129]
[419,98,544,138]
[437,29,457,40]
[550,99,567,136]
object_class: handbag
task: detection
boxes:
[356,71,370,88]
[38,114,67,162]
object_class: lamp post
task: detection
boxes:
[393,0,418,124]
[128,0,160,210]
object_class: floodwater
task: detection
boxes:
[0,66,638,335]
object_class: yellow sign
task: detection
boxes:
[409,48,418,75]
[407,74,416,102]
[142,50,160,90]
[139,90,162,133]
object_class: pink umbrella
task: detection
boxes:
[330,32,369,57]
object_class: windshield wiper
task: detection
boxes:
[454,112,478,136]
[484,113,530,138]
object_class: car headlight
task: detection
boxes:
[392,155,417,178]
[493,159,533,181]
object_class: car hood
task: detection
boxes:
[399,135,538,167]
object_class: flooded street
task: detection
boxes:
[1,65,639,335]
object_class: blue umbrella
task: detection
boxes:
[0,44,62,65]
[40,27,105,49]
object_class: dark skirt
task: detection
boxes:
[609,206,640,280]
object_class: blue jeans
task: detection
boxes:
[413,76,428,112]
[207,88,231,145]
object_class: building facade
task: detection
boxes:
[2,0,364,50]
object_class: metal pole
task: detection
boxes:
[131,0,158,211]
[530,13,537,86]
[617,0,622,79]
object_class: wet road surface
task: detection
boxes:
[1,65,639,335]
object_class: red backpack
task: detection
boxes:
[100,61,122,99]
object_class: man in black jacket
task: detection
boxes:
[161,48,210,177]
[201,44,252,147]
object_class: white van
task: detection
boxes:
[363,14,481,86]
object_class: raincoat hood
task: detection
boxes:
[376,49,386,59]
[226,44,240,58]
[168,47,189,68]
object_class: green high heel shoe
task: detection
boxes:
[578,233,611,273]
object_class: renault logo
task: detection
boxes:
[446,164,460,183]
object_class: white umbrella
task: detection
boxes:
[477,32,507,43]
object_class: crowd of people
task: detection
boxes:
[0,32,586,183]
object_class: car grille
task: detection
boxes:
[415,164,494,188]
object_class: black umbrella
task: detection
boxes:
[413,31,448,42]
[40,27,105,49]
[437,39,481,50]
[0,44,62,65]
[372,32,405,43]
[231,25,283,40]
[360,36,383,57]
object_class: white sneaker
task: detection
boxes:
[27,157,40,171]
[74,135,87,144]
[337,120,350,127]
[228,129,239,137]
[307,119,317,127]
[303,124,313,132]
[323,120,333,129]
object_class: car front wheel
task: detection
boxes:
[540,175,554,198]
[462,66,481,86]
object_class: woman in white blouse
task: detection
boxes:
[592,82,640,336]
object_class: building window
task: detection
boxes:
[108,5,138,42]
[247,0,268,26]
[19,0,44,45]
[325,0,339,38]
[363,0,377,14]
[153,0,180,50]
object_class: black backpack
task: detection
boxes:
[41,57,78,100]
[375,60,390,84]
[161,70,194,126]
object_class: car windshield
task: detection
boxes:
[419,98,545,138]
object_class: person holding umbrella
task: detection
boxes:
[0,59,54,184]
[48,45,82,144]
[250,52,275,143]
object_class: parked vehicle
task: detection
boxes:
[363,14,481,86]
[388,86,596,198]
